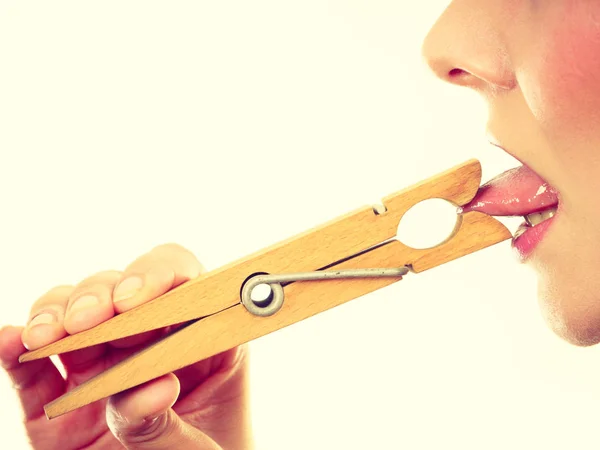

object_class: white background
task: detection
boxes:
[2,1,599,449]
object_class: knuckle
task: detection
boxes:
[94,269,123,278]
[45,285,75,296]
[76,270,122,289]
[33,285,74,307]
[139,261,174,282]
[69,282,112,299]
[126,244,203,279]
[151,242,193,256]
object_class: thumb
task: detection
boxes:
[106,373,221,450]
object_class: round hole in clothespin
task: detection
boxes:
[397,198,458,249]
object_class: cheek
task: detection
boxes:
[531,2,600,133]
[533,216,600,346]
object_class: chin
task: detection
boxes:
[524,210,600,346]
[536,272,600,347]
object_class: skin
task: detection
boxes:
[3,1,600,448]
[422,0,600,346]
[0,244,253,449]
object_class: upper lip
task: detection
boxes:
[486,130,527,166]
[460,141,559,217]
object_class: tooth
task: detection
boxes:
[524,206,557,227]
[514,225,528,239]
[542,209,555,220]
[526,212,540,226]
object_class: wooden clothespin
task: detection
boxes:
[19,159,511,419]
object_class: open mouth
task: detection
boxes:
[515,206,558,238]
[459,164,560,260]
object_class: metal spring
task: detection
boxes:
[241,267,410,317]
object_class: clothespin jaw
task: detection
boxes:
[375,158,511,272]
[19,158,512,419]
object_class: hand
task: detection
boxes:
[0,243,253,450]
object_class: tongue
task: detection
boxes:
[460,165,559,216]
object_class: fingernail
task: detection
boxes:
[29,312,55,327]
[70,295,99,313]
[114,276,144,303]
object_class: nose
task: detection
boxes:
[421,2,516,91]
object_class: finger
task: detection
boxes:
[60,330,175,388]
[112,243,204,314]
[60,268,162,371]
[0,326,66,420]
[45,271,121,383]
[106,374,221,450]
[21,285,73,350]
[63,270,122,334]
[59,270,160,382]
[175,346,246,398]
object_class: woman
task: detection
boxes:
[1,1,596,448]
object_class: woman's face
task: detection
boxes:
[422,1,600,345]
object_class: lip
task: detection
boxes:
[461,146,561,262]
[511,206,561,262]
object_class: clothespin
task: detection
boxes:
[19,158,511,419]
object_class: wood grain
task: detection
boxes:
[19,158,513,418]
[45,208,510,418]
[21,159,488,363]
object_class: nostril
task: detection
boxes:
[446,67,483,88]
[448,68,466,78]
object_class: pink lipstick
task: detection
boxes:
[460,165,559,261]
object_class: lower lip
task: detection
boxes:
[512,215,557,262]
